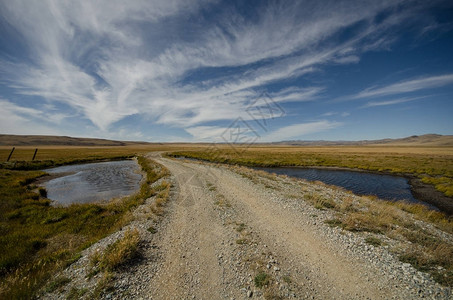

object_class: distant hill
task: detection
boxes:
[1,133,452,147]
[271,134,453,147]
[0,135,150,146]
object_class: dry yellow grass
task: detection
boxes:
[99,228,141,271]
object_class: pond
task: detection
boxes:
[256,167,433,207]
[42,160,142,205]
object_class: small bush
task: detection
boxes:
[254,272,270,288]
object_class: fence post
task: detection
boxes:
[32,148,38,161]
[7,147,15,162]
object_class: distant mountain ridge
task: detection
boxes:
[0,134,452,146]
[270,134,453,146]
[0,134,150,146]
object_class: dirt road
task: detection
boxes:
[140,155,442,299]
[43,154,451,299]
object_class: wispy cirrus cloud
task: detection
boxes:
[352,74,453,99]
[261,120,342,142]
[0,99,64,135]
[185,120,342,143]
[0,0,448,140]
[362,96,425,108]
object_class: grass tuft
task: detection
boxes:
[236,238,248,245]
[254,272,270,288]
[99,228,141,271]
[324,219,344,228]
[44,276,71,293]
[147,226,157,234]
[365,236,382,247]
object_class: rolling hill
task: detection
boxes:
[0,135,150,146]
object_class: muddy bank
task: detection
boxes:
[409,177,453,216]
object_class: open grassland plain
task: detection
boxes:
[2,144,453,299]
[0,147,171,299]
[167,145,453,203]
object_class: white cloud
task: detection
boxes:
[353,74,453,99]
[185,120,343,143]
[185,126,229,141]
[321,112,337,117]
[0,100,62,135]
[320,111,350,117]
[262,120,342,142]
[333,55,360,64]
[362,96,424,108]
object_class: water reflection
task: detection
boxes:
[257,167,425,204]
[43,160,142,205]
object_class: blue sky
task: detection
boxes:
[0,0,452,142]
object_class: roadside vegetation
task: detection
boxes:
[0,151,168,299]
[167,146,453,197]
[235,166,453,287]
[86,229,142,298]
[325,196,453,286]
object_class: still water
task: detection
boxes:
[43,160,142,205]
[256,167,425,204]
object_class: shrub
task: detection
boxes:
[254,272,270,288]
